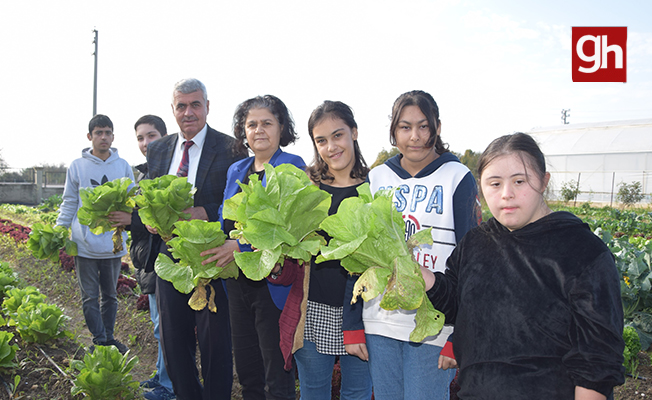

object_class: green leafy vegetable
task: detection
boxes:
[135,175,195,242]
[316,183,445,342]
[15,302,71,343]
[0,331,18,370]
[223,163,331,280]
[624,325,642,374]
[27,223,78,262]
[2,286,47,326]
[154,219,238,311]
[70,345,140,399]
[0,262,19,299]
[77,177,136,254]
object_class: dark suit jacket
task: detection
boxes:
[146,125,244,222]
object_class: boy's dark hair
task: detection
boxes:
[389,90,449,155]
[88,114,113,133]
[232,95,298,155]
[134,115,168,136]
[307,100,368,184]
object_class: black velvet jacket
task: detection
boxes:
[428,212,625,399]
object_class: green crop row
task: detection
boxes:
[0,262,71,345]
[0,257,141,399]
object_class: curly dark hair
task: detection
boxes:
[232,95,298,155]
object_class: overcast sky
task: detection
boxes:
[1,0,651,170]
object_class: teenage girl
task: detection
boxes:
[292,100,373,400]
[201,95,304,400]
[422,132,625,399]
[365,90,480,400]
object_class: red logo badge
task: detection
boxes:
[572,27,627,82]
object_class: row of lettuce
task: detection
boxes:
[0,259,141,399]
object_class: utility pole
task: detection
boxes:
[561,108,570,124]
[92,29,98,116]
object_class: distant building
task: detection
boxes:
[529,118,652,204]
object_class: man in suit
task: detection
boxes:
[146,78,245,400]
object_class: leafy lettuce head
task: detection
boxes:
[317,184,445,342]
[154,219,238,312]
[223,163,330,280]
[135,175,195,242]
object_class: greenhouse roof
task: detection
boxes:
[529,118,652,156]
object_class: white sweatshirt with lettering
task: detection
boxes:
[364,152,479,347]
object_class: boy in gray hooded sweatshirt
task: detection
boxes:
[56,114,134,354]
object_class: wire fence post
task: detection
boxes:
[610,172,616,208]
[574,172,581,207]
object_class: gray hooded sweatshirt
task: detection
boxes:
[56,147,134,259]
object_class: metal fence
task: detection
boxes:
[0,168,66,187]
[548,170,652,206]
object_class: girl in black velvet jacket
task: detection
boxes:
[422,133,625,400]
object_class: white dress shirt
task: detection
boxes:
[167,125,208,188]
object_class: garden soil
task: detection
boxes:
[0,243,245,400]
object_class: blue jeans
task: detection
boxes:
[366,334,456,400]
[149,293,173,391]
[74,256,121,343]
[294,339,372,400]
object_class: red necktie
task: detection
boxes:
[176,140,195,177]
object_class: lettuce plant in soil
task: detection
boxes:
[623,325,642,375]
[15,302,71,344]
[2,286,48,325]
[0,261,19,298]
[223,163,331,280]
[77,177,137,254]
[155,219,238,312]
[0,331,19,370]
[70,344,140,399]
[0,219,31,243]
[317,184,444,342]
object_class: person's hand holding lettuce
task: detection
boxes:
[154,219,238,312]
[77,177,136,254]
[223,163,331,280]
[27,223,78,262]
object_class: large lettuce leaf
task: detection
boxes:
[317,183,444,342]
[223,163,331,280]
[154,220,238,312]
[135,175,194,242]
[77,177,136,254]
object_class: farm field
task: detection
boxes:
[1,201,652,399]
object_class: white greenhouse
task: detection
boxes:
[528,118,652,205]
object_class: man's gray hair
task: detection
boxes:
[172,78,207,103]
